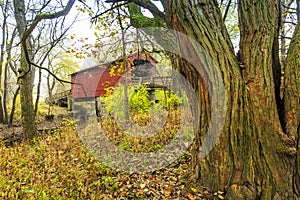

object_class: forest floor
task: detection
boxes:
[0,105,221,199]
[0,105,70,146]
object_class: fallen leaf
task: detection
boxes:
[120,191,127,197]
[191,187,197,193]
[137,189,144,195]
[186,192,196,200]
[148,175,154,180]
[164,189,171,196]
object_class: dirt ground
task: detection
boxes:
[0,106,71,146]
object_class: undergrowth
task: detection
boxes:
[0,120,119,199]
[0,104,218,199]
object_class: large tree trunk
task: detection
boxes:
[18,53,37,140]
[163,0,298,199]
[13,0,37,140]
[284,23,300,196]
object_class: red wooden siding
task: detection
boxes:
[71,52,157,99]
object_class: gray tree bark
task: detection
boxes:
[123,0,300,198]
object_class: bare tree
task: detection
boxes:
[0,0,10,123]
[33,17,76,114]
[12,0,76,140]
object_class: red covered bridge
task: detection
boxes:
[71,51,158,99]
[46,51,172,111]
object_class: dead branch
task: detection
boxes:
[105,0,165,19]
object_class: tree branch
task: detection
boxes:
[130,0,165,19]
[297,0,300,21]
[223,0,232,21]
[19,39,87,97]
[281,2,297,10]
[105,0,165,19]
[283,21,297,26]
[77,0,92,11]
[17,0,78,86]
[22,0,76,42]
[128,2,165,28]
[91,2,129,20]
[38,0,52,13]
[18,41,70,85]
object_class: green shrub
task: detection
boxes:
[129,85,150,113]
[104,85,151,114]
[155,90,182,109]
[103,86,130,114]
[103,85,183,116]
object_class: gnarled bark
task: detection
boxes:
[284,23,300,196]
[105,0,300,198]
[163,0,297,198]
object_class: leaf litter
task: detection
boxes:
[0,118,222,199]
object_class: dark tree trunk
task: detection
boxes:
[284,23,300,196]
[13,0,37,140]
[35,68,42,115]
[3,62,8,123]
[46,68,56,116]
[8,87,20,127]
[103,0,299,198]
[3,36,11,124]
[0,96,4,123]
[5,28,17,125]
[162,0,298,199]
[0,0,8,124]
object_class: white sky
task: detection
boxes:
[67,1,97,41]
